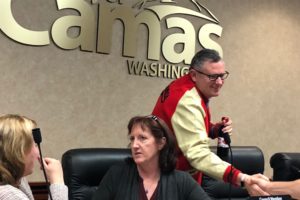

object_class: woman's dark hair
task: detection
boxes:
[127,115,177,173]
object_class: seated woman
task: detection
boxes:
[0,114,68,200]
[92,115,211,200]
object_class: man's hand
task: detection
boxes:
[248,174,271,192]
[221,117,233,134]
[243,174,271,196]
[213,117,233,136]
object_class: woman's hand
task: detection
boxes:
[42,157,64,184]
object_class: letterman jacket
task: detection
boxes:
[152,73,240,185]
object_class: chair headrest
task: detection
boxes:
[210,146,265,174]
[62,148,131,200]
[270,152,300,181]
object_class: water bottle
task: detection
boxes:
[217,118,231,161]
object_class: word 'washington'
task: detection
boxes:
[127,60,189,79]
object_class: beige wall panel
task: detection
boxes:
[0,0,299,181]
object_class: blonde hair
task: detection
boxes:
[0,114,37,185]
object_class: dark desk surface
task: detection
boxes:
[29,182,48,200]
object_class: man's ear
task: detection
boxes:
[190,69,197,82]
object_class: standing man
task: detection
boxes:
[152,49,267,195]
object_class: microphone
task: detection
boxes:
[217,126,230,159]
[32,128,42,144]
[32,128,53,200]
[219,127,231,145]
[216,118,233,200]
[220,117,231,145]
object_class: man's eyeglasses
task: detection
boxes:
[192,68,229,81]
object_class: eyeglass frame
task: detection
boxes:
[192,68,229,81]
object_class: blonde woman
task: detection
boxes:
[0,114,68,200]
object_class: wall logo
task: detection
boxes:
[0,0,223,79]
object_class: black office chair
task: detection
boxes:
[62,148,131,200]
[202,146,265,200]
[270,152,300,181]
[61,146,265,200]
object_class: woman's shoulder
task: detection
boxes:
[0,183,29,200]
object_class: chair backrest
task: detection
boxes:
[61,146,264,200]
[62,148,131,200]
[204,146,265,200]
[270,152,300,181]
[210,146,265,175]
